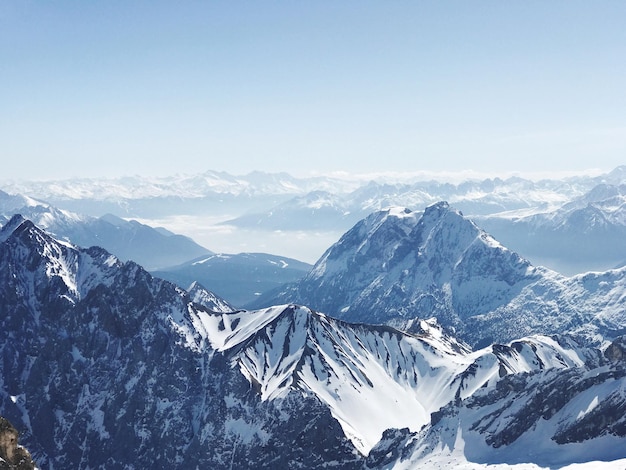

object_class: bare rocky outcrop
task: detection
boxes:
[0,417,35,470]
[605,336,626,363]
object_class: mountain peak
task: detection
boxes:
[187,281,236,313]
[0,214,33,243]
[256,202,539,342]
[605,165,626,184]
[3,212,28,228]
[383,206,413,217]
[360,205,415,225]
[419,200,466,230]
[424,200,451,215]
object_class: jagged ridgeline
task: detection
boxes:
[1,213,626,468]
[0,215,359,468]
[253,202,626,348]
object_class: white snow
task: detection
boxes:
[576,396,599,420]
[187,303,598,457]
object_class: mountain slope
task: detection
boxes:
[2,216,625,468]
[154,252,311,307]
[0,216,359,468]
[251,203,542,340]
[479,182,626,274]
[253,203,626,347]
[0,190,311,306]
[0,193,212,269]
[194,304,602,454]
[367,340,626,469]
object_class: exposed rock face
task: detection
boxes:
[605,336,626,363]
[0,417,35,470]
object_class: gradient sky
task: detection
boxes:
[2,1,625,180]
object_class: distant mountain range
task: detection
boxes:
[0,189,310,304]
[225,170,626,275]
[1,171,359,218]
[2,215,625,468]
[4,167,625,274]
[0,189,211,270]
[477,182,626,274]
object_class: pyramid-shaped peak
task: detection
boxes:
[3,213,27,229]
[605,165,626,184]
[258,200,538,341]
[416,201,475,239]
[0,214,31,243]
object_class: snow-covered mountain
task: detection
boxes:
[2,169,614,224]
[154,253,311,307]
[0,171,359,220]
[218,168,626,274]
[223,175,595,232]
[0,189,43,214]
[0,191,212,270]
[479,182,626,274]
[0,215,359,468]
[367,341,626,469]
[1,216,624,468]
[197,307,608,456]
[253,202,626,348]
[0,190,313,303]
[186,280,236,313]
[2,170,357,201]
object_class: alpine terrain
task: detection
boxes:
[5,166,626,273]
[154,253,311,308]
[254,202,626,348]
[1,215,625,468]
[0,190,212,270]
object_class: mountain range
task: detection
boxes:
[4,167,625,274]
[0,189,309,304]
[477,182,626,274]
[0,216,358,468]
[253,202,626,348]
[0,189,211,270]
[1,212,626,468]
[224,172,626,275]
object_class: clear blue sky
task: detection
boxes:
[1,1,625,180]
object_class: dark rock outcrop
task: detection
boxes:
[0,417,35,470]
